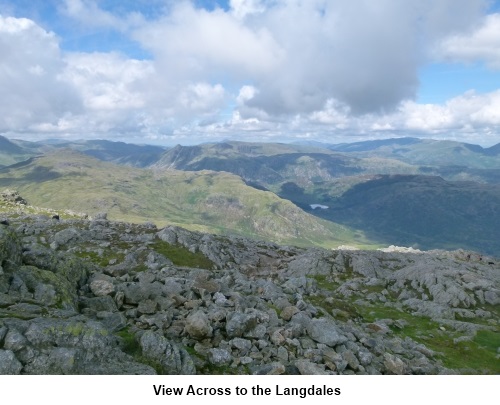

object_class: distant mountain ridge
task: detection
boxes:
[0,135,40,168]
[50,139,167,167]
[327,137,500,169]
[2,136,500,255]
[148,139,500,255]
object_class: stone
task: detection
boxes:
[342,350,360,371]
[307,318,347,347]
[140,330,196,375]
[53,228,81,246]
[295,360,330,375]
[231,337,252,354]
[226,312,259,338]
[101,312,127,332]
[81,296,118,312]
[270,329,286,346]
[277,346,289,362]
[34,283,57,306]
[207,348,232,366]
[251,362,286,375]
[280,306,300,321]
[138,299,158,315]
[90,275,115,297]
[384,353,406,375]
[184,310,213,339]
[4,329,28,352]
[0,349,22,374]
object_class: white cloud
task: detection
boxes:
[435,13,500,69]
[2,2,500,146]
[178,82,226,113]
[130,0,489,116]
[230,0,266,19]
[60,0,144,31]
[62,52,154,110]
[308,99,350,128]
[133,2,283,79]
[0,15,82,132]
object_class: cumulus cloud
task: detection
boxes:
[230,0,266,19]
[0,15,81,132]
[59,0,144,31]
[1,1,500,145]
[435,13,500,69]
[62,52,153,110]
[133,2,283,80]
[129,0,489,117]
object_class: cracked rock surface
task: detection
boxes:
[0,209,498,374]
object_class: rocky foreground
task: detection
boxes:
[0,191,499,374]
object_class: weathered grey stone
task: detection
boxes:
[277,346,289,362]
[251,362,286,375]
[280,306,300,321]
[244,324,267,339]
[53,228,81,246]
[342,350,360,371]
[140,330,195,375]
[101,312,127,332]
[0,325,7,344]
[384,353,406,375]
[4,329,28,352]
[213,292,233,307]
[307,318,347,347]
[90,275,115,297]
[207,348,232,366]
[226,312,259,338]
[230,337,252,354]
[0,349,22,374]
[295,359,330,375]
[184,310,213,339]
[484,290,499,306]
[270,329,286,346]
[34,283,57,305]
[81,295,118,312]
[138,299,158,315]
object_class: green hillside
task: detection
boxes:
[153,142,418,189]
[285,174,500,256]
[0,149,375,249]
[0,135,39,168]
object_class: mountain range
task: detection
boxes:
[0,134,499,255]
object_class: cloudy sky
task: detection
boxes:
[1,0,500,146]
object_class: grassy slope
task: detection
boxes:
[0,150,376,249]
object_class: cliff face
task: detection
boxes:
[0,200,499,374]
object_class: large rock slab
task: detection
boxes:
[307,318,347,347]
[184,310,213,339]
[0,349,22,374]
[140,330,196,375]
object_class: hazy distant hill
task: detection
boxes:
[48,139,167,168]
[153,141,418,188]
[0,135,40,168]
[0,149,374,249]
[328,137,500,171]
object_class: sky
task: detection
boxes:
[1,0,500,146]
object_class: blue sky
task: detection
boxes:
[1,0,500,146]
